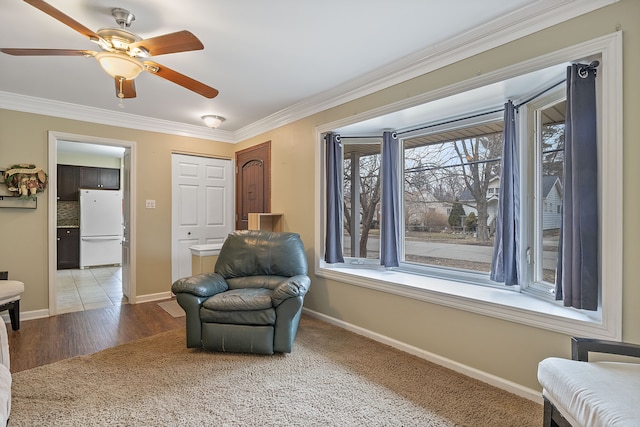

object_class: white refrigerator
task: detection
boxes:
[79,189,123,268]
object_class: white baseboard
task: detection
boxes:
[2,308,50,324]
[7,292,173,325]
[302,307,542,404]
[134,291,173,304]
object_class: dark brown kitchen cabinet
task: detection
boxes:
[80,166,120,190]
[57,164,80,201]
[57,228,80,269]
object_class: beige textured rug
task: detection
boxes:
[10,316,541,426]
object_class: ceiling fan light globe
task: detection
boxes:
[95,52,144,80]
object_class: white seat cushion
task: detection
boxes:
[0,280,24,305]
[538,357,640,426]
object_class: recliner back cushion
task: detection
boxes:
[215,230,308,279]
[226,275,286,290]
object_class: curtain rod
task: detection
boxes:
[340,135,383,139]
[396,108,504,136]
[340,61,600,139]
[514,79,565,109]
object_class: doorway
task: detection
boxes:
[48,132,136,316]
[235,141,271,230]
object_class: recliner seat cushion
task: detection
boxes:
[200,288,276,325]
[203,288,273,311]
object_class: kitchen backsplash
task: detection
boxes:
[58,201,79,227]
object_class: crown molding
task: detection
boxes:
[1,0,617,144]
[0,91,236,144]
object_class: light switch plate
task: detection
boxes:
[145,200,156,209]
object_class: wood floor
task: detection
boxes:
[6,300,185,373]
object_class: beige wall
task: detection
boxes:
[57,151,122,169]
[0,0,637,393]
[0,111,235,309]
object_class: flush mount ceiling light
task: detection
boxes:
[202,115,226,128]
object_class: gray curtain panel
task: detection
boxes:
[324,132,345,264]
[380,131,400,267]
[555,64,599,310]
[490,101,520,285]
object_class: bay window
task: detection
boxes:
[317,33,622,339]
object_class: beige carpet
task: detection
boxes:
[10,316,541,426]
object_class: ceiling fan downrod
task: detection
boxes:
[112,8,135,29]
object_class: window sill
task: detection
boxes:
[316,261,617,340]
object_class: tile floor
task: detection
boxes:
[56,266,127,314]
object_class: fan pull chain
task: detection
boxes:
[117,77,125,99]
[117,77,126,108]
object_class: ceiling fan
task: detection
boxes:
[1,0,219,100]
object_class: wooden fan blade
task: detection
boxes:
[114,78,136,99]
[129,31,204,56]
[0,48,94,56]
[24,0,102,41]
[144,61,218,99]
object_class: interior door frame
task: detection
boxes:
[47,131,137,315]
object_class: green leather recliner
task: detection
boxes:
[171,230,310,355]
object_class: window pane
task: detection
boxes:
[343,141,381,259]
[538,101,565,284]
[403,124,502,273]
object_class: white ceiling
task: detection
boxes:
[0,0,613,142]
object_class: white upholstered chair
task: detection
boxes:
[538,337,640,426]
[0,279,24,331]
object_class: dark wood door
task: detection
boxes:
[57,165,80,201]
[80,167,120,189]
[100,168,120,190]
[57,228,79,269]
[79,166,100,189]
[235,141,271,230]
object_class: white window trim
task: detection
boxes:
[314,32,623,340]
[518,90,567,296]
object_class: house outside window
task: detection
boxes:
[402,125,503,274]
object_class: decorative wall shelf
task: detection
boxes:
[0,195,36,209]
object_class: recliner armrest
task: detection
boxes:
[272,275,310,307]
[171,272,228,298]
[571,337,640,361]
